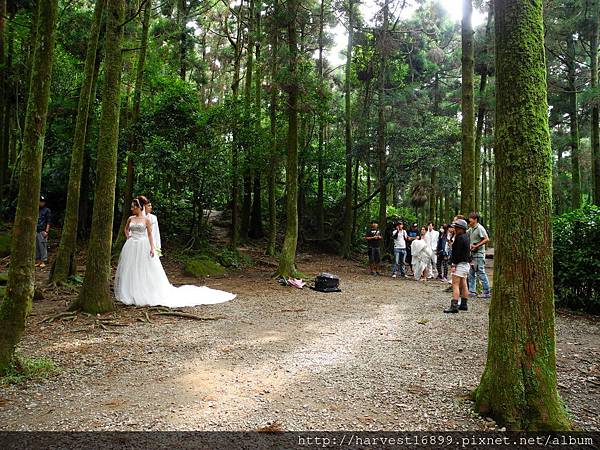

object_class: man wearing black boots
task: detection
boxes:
[444,219,471,313]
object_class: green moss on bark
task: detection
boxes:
[0,0,58,372]
[50,0,105,285]
[474,0,571,431]
[72,0,125,314]
[460,0,475,214]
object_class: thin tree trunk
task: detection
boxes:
[591,0,600,206]
[342,0,354,258]
[72,0,125,314]
[474,0,571,430]
[276,0,299,277]
[249,0,263,238]
[0,0,58,371]
[266,0,279,256]
[316,0,326,239]
[115,0,152,250]
[0,0,7,200]
[377,0,388,230]
[429,167,436,222]
[460,0,475,214]
[473,8,492,212]
[50,0,106,284]
[567,35,581,209]
[230,0,244,248]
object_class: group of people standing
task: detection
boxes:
[365,212,491,313]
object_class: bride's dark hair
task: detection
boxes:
[132,197,144,211]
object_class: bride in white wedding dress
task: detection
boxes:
[114,198,235,307]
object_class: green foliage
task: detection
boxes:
[183,256,226,277]
[386,206,417,225]
[553,205,600,314]
[0,356,57,385]
[215,247,253,269]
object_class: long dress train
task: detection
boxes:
[114,222,235,307]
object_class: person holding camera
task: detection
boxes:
[365,221,383,275]
[391,222,407,278]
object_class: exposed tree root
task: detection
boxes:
[151,311,225,321]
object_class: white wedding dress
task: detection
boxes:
[114,222,235,307]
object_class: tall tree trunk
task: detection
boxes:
[473,8,492,212]
[0,0,58,372]
[249,0,263,238]
[177,0,187,80]
[0,0,7,201]
[115,0,152,250]
[72,0,125,314]
[276,0,299,277]
[230,0,244,248]
[591,0,600,206]
[50,0,106,284]
[474,0,571,430]
[241,0,255,239]
[429,167,436,222]
[460,0,475,214]
[78,53,102,241]
[266,0,279,256]
[566,35,581,209]
[377,0,388,230]
[316,0,326,240]
[342,0,354,258]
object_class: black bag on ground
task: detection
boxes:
[312,273,341,292]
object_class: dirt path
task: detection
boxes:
[0,254,598,431]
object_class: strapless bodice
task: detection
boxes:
[129,222,147,240]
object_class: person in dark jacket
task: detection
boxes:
[36,195,51,268]
[436,224,449,281]
[444,219,470,313]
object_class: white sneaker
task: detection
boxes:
[392,273,397,278]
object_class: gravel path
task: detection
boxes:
[0,254,598,431]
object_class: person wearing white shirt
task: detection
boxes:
[391,222,408,278]
[424,222,439,278]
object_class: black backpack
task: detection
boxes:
[312,273,341,292]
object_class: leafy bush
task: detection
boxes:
[215,248,253,269]
[553,205,600,314]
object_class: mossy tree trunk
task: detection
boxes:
[72,0,125,314]
[591,0,600,206]
[474,0,571,430]
[50,0,106,284]
[342,0,354,258]
[566,34,581,210]
[276,0,299,277]
[266,0,279,257]
[0,0,7,201]
[377,0,388,231]
[460,0,475,214]
[0,0,58,372]
[115,0,152,250]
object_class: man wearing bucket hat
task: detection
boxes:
[36,195,51,268]
[444,218,471,313]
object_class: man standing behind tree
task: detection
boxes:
[36,195,51,268]
[467,212,490,298]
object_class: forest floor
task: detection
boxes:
[0,244,599,431]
